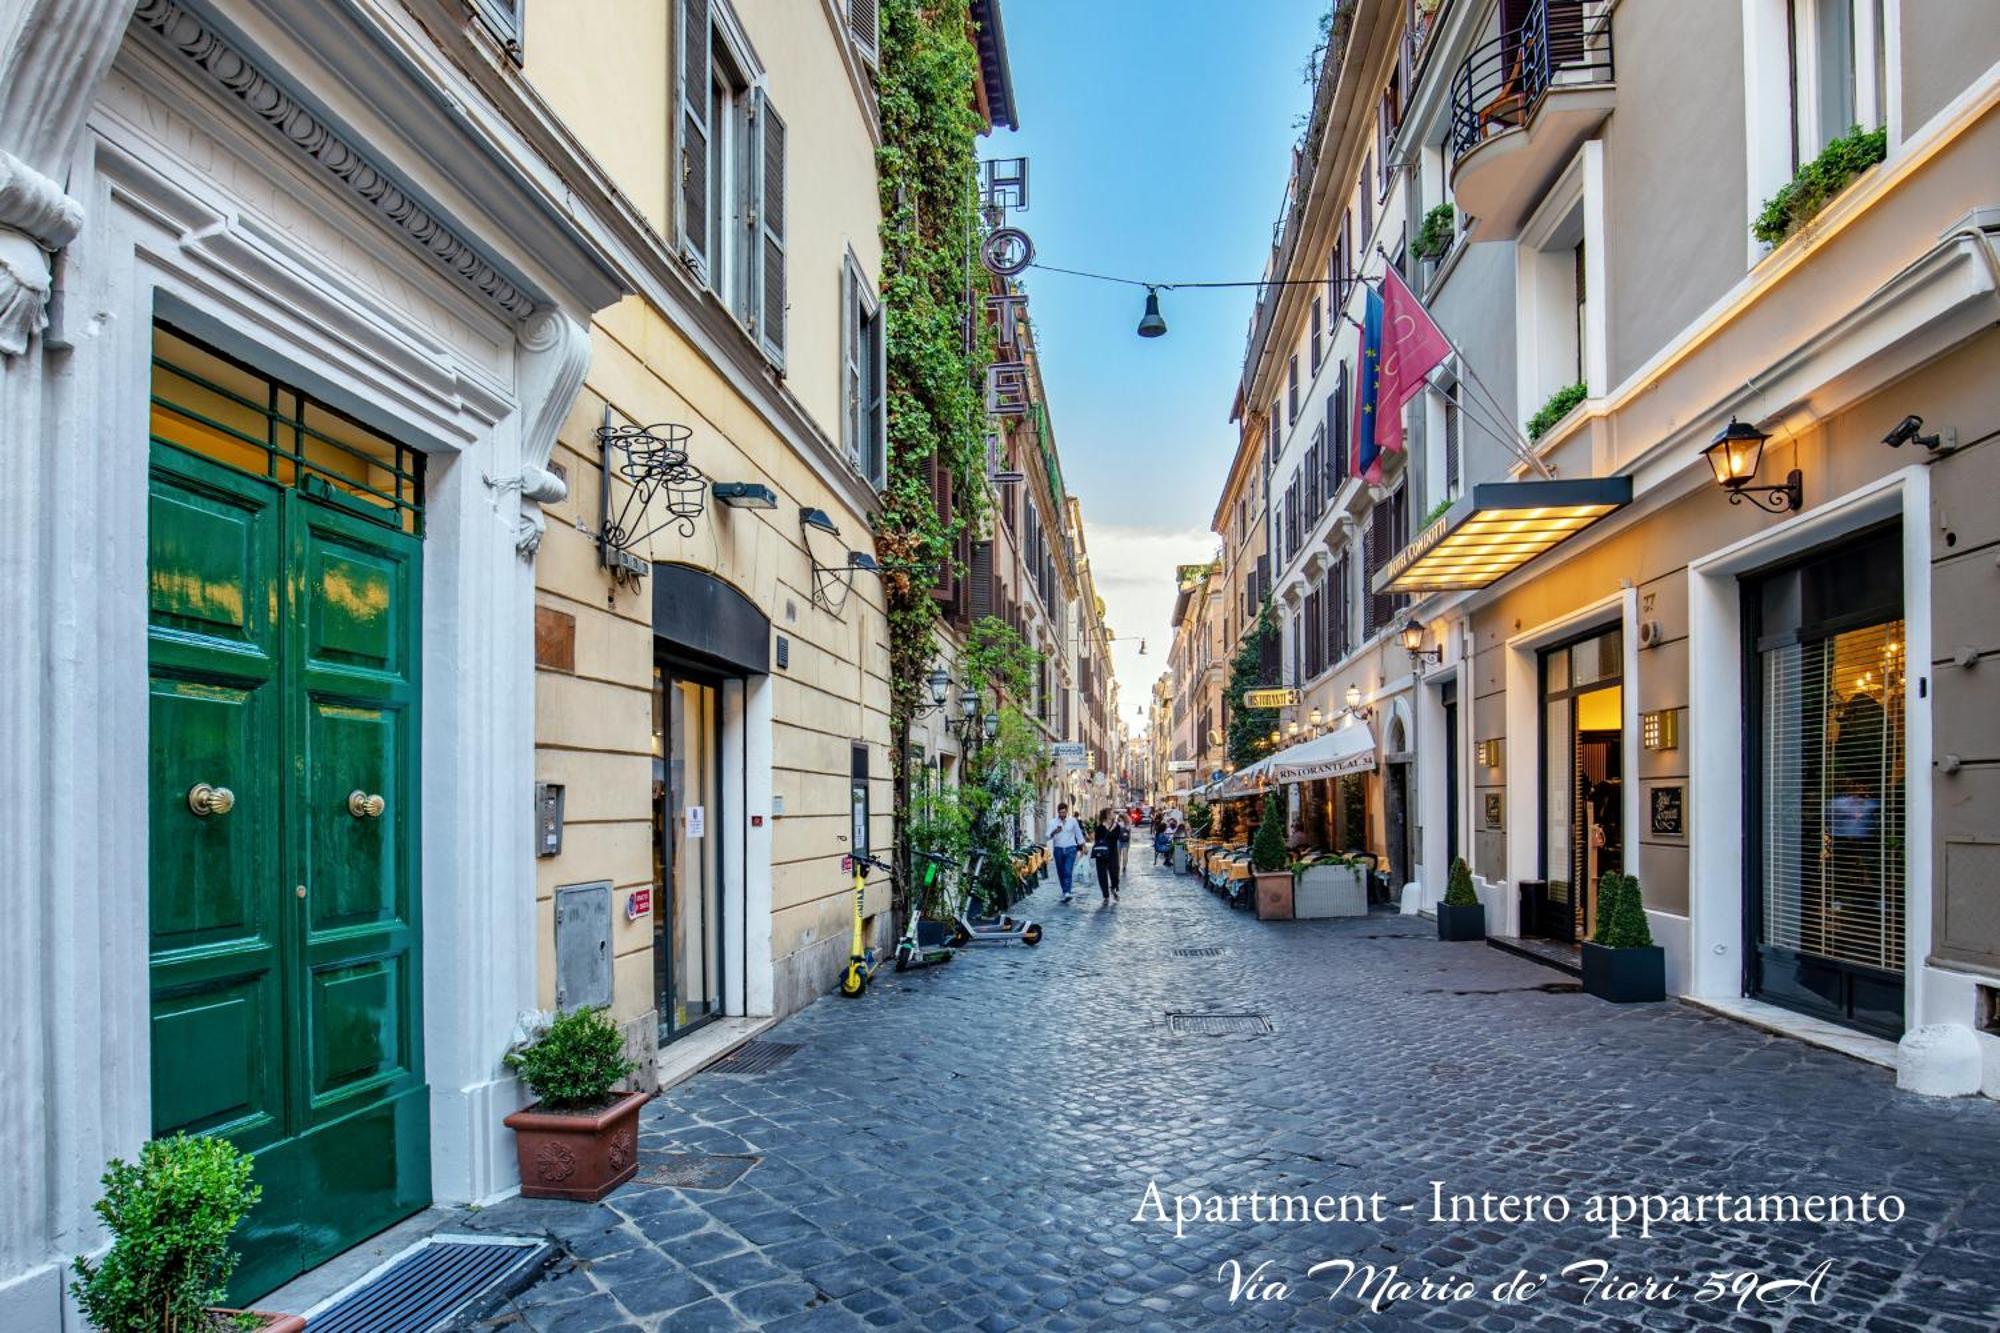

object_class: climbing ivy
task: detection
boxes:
[1226,601,1282,770]
[877,0,997,910]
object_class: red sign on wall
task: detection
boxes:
[625,888,652,921]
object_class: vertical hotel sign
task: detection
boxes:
[981,157,1034,445]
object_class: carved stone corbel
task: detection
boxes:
[0,0,131,356]
[498,308,590,556]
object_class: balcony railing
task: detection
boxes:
[1447,0,1613,164]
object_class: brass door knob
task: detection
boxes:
[187,783,235,817]
[347,790,386,819]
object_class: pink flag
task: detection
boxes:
[1373,265,1454,457]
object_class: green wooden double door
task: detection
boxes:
[148,442,428,1300]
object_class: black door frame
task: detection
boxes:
[654,652,730,1044]
[1739,522,1905,1039]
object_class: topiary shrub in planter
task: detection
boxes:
[1581,872,1665,1002]
[72,1132,305,1333]
[1250,792,1295,920]
[1437,856,1485,941]
[503,1006,648,1201]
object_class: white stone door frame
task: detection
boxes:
[70,53,592,1224]
[1685,466,1933,1023]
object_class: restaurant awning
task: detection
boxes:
[1212,756,1275,799]
[1374,477,1632,595]
[1266,721,1378,783]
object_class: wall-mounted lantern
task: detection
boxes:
[1703,418,1801,513]
[1399,617,1444,668]
[1641,709,1680,751]
[1475,737,1504,768]
[713,481,777,508]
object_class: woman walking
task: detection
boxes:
[1091,807,1122,904]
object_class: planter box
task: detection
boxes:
[1253,871,1294,920]
[1581,943,1666,1003]
[505,1088,650,1201]
[1437,902,1486,941]
[215,1313,306,1333]
[1294,864,1368,918]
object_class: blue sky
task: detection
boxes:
[986,0,1328,733]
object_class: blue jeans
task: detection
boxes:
[1052,844,1079,896]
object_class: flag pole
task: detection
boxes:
[1370,244,1556,481]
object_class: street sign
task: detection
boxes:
[1167,760,1196,773]
[1051,741,1087,769]
[1244,688,1301,708]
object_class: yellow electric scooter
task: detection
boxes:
[838,850,894,997]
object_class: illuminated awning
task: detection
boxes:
[1373,477,1633,595]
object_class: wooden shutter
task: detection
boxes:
[755,92,787,366]
[848,0,879,63]
[1333,364,1350,484]
[678,0,711,277]
[839,258,860,470]
[969,540,994,620]
[866,291,886,484]
[1443,392,1461,494]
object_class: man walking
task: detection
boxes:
[1046,802,1084,903]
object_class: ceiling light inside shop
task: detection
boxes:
[1374,477,1633,595]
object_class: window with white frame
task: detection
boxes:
[842,254,886,486]
[1789,0,1886,165]
[679,0,788,366]
[470,0,525,59]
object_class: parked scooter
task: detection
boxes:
[838,851,894,997]
[894,852,958,972]
[949,849,1043,947]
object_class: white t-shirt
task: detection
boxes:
[1048,815,1084,849]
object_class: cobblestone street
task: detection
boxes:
[468,854,2000,1332]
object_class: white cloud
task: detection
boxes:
[1082,522,1218,735]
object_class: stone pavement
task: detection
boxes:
[462,851,2000,1331]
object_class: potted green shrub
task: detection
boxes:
[1250,792,1294,920]
[1581,872,1666,1002]
[502,1006,647,1201]
[72,1132,305,1333]
[1437,856,1485,941]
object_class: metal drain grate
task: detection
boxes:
[304,1236,545,1333]
[1167,1011,1274,1036]
[1172,946,1227,957]
[705,1039,800,1075]
[640,1153,760,1189]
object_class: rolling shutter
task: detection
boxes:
[678,0,711,277]
[754,90,787,367]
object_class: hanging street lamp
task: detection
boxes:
[1136,286,1168,338]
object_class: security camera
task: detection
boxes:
[1882,414,1939,450]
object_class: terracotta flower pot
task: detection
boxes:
[1253,870,1294,920]
[212,1311,306,1332]
[504,1089,650,1201]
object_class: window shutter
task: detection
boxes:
[1443,392,1461,495]
[470,0,525,58]
[754,91,788,367]
[1333,364,1350,484]
[970,540,994,620]
[867,291,887,485]
[848,0,879,64]
[677,0,711,277]
[839,258,861,471]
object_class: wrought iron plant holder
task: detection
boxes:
[597,415,705,585]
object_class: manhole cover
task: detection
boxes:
[640,1153,760,1189]
[1173,947,1227,957]
[1167,1011,1273,1036]
[705,1040,800,1075]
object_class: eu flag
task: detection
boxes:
[1351,284,1384,484]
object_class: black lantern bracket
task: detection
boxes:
[801,507,855,614]
[1725,468,1804,514]
[597,411,706,585]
